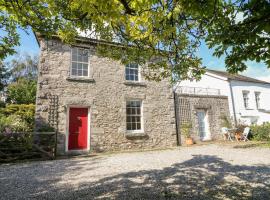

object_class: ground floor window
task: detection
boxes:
[126,100,142,131]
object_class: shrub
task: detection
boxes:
[180,122,192,138]
[220,114,232,128]
[0,114,31,132]
[0,104,35,132]
[250,122,270,141]
[0,100,5,108]
[6,78,37,104]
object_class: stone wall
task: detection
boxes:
[35,38,177,154]
[175,93,230,143]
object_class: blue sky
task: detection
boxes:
[5,29,270,82]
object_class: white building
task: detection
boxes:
[177,69,270,125]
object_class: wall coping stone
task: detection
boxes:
[177,93,228,99]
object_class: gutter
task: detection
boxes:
[228,79,238,126]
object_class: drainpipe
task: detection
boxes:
[229,79,237,126]
[173,88,180,146]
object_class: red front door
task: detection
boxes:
[68,108,88,150]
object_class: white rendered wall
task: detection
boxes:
[178,73,235,121]
[230,80,270,125]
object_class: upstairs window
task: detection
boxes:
[125,63,139,81]
[255,92,261,109]
[126,100,142,131]
[242,91,250,109]
[71,47,89,77]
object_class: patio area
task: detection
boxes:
[0,143,270,199]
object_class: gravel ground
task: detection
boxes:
[0,144,270,200]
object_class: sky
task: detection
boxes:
[5,29,270,82]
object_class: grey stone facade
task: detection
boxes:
[175,93,230,143]
[35,37,177,154]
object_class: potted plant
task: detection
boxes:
[181,122,194,145]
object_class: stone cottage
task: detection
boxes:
[35,35,177,154]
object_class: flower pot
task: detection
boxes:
[185,138,194,145]
[235,132,242,141]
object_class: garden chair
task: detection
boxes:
[240,127,250,142]
[221,127,233,141]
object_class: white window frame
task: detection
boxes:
[242,91,250,109]
[126,100,144,133]
[255,91,261,109]
[125,63,141,82]
[70,47,90,77]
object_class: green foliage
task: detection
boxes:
[206,0,270,73]
[180,122,192,138]
[0,61,10,91]
[0,104,35,132]
[0,12,20,60]
[220,115,232,128]
[6,78,37,104]
[0,114,31,132]
[250,123,270,142]
[0,100,5,108]
[1,1,269,81]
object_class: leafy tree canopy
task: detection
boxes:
[0,0,269,81]
[0,61,9,91]
[6,53,39,81]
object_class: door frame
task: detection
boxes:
[65,105,91,153]
[197,109,211,141]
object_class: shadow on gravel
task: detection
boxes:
[1,155,270,200]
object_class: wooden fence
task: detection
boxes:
[0,132,56,163]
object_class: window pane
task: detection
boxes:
[71,69,77,76]
[83,70,88,76]
[72,53,77,61]
[127,123,132,130]
[72,62,77,69]
[78,63,82,70]
[127,116,131,123]
[83,64,88,71]
[131,123,136,130]
[127,108,132,115]
[137,123,141,130]
[78,69,82,76]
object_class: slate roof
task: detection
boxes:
[206,69,270,84]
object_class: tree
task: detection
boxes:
[0,61,9,91]
[206,0,270,73]
[7,53,39,81]
[0,0,269,81]
[6,78,37,104]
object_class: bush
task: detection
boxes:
[6,78,37,104]
[0,100,5,108]
[250,122,270,141]
[0,114,31,132]
[0,104,35,132]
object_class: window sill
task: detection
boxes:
[124,81,147,87]
[245,108,254,110]
[125,131,147,138]
[66,77,95,83]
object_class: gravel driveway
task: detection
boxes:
[0,144,270,200]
